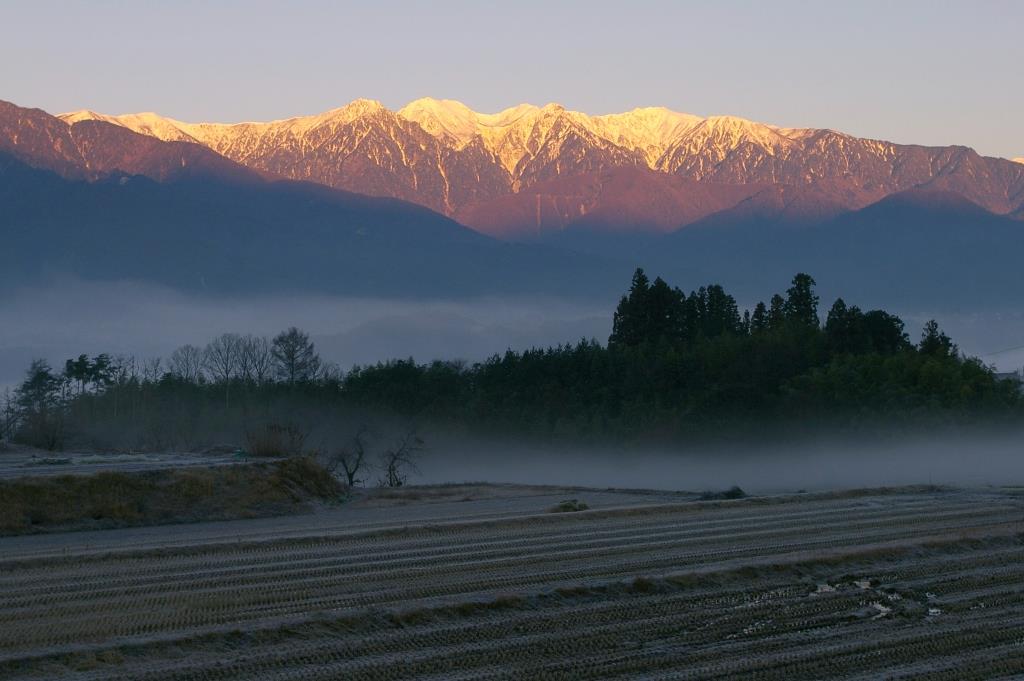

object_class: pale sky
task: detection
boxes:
[4,0,1021,158]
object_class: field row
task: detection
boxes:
[1,488,1022,679]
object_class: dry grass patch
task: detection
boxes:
[0,456,342,535]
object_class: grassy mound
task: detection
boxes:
[0,457,342,535]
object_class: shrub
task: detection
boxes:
[549,499,589,513]
[244,422,307,457]
[700,486,747,501]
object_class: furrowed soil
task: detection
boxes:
[0,484,1022,679]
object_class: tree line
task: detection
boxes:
[340,271,1017,439]
[1,327,330,450]
[3,271,1020,451]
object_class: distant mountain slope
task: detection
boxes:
[0,152,624,298]
[0,100,258,184]
[62,98,1024,233]
[2,141,1020,309]
[454,167,766,239]
[653,189,1024,308]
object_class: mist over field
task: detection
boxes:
[2,279,1023,390]
[0,279,611,387]
[4,278,1022,499]
[419,430,1024,494]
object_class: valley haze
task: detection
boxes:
[3,280,1024,391]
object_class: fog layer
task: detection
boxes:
[420,431,1024,494]
[2,280,1023,387]
[0,280,611,386]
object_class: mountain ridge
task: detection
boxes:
[59,98,1024,235]
[0,100,262,186]
[3,94,1023,310]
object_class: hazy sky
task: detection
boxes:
[3,0,1021,158]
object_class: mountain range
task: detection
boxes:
[2,96,1023,308]
[58,98,1024,241]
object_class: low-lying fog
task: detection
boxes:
[0,279,611,386]
[420,432,1024,494]
[3,279,1024,388]
[1,280,1021,493]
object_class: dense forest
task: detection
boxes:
[3,271,1020,452]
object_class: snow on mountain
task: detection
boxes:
[584,107,703,166]
[54,99,1024,226]
[398,98,483,146]
[1,100,257,185]
[398,98,700,170]
[656,115,798,176]
[59,110,199,143]
[58,100,822,182]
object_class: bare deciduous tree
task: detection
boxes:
[103,355,136,419]
[378,429,425,488]
[323,425,371,487]
[319,360,344,383]
[111,355,136,386]
[1,387,19,444]
[204,334,241,382]
[204,334,242,408]
[141,357,163,384]
[169,344,205,383]
[238,335,273,384]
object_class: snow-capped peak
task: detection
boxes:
[58,110,197,143]
[334,98,386,119]
[61,100,826,180]
[475,103,541,128]
[59,109,117,125]
[39,98,1024,224]
[584,107,704,165]
[398,97,480,146]
[396,100,708,168]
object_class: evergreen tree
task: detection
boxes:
[609,269,687,348]
[860,310,910,354]
[826,299,909,355]
[701,284,743,337]
[750,302,768,333]
[272,327,321,383]
[645,277,687,342]
[14,360,65,449]
[767,294,786,330]
[784,273,819,328]
[609,268,651,348]
[90,354,114,392]
[919,320,957,357]
[64,354,91,396]
[825,298,861,353]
